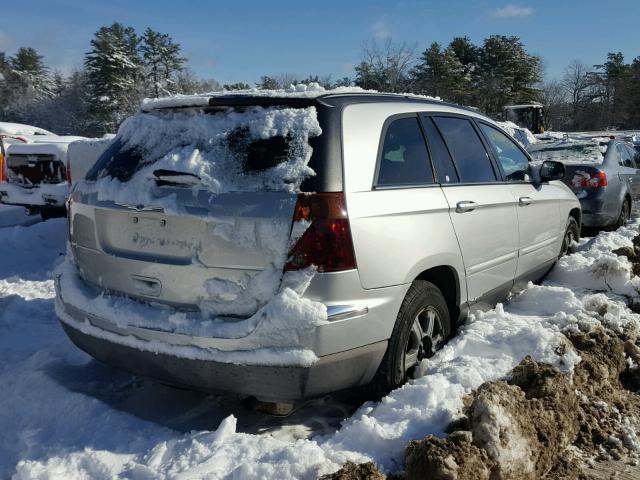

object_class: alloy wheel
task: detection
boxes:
[403,306,445,376]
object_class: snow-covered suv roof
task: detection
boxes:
[140,85,446,112]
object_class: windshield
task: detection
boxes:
[86,106,322,194]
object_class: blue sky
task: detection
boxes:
[1,0,639,84]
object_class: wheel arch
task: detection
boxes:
[414,265,461,328]
[568,207,581,237]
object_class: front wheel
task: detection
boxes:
[367,280,451,398]
[560,216,580,257]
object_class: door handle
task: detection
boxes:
[456,200,478,213]
[518,196,533,206]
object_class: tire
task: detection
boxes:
[40,207,66,221]
[366,280,451,398]
[614,198,631,230]
[560,216,580,257]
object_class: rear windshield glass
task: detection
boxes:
[86,106,321,193]
[526,140,605,165]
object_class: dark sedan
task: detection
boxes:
[528,138,640,229]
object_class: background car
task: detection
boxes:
[0,135,86,219]
[527,138,639,229]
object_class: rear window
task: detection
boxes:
[376,117,433,186]
[86,106,322,194]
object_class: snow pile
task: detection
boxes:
[6,219,640,477]
[0,204,40,228]
[527,138,605,165]
[496,121,538,147]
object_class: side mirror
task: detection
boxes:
[540,160,565,182]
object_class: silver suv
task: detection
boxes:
[55,92,581,402]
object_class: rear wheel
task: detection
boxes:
[367,280,451,398]
[614,198,631,230]
[560,217,580,257]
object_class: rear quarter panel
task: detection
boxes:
[341,102,467,301]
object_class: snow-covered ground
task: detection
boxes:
[0,204,40,228]
[2,215,640,478]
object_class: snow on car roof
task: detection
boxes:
[0,122,55,136]
[26,135,86,144]
[141,83,442,111]
[5,141,70,157]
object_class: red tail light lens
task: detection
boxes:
[0,153,5,183]
[284,192,356,272]
[580,170,607,188]
[65,160,72,185]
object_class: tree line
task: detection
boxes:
[0,24,638,135]
[542,54,640,131]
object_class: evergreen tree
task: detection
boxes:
[475,35,542,116]
[141,28,185,97]
[411,42,471,103]
[85,22,142,133]
[623,57,640,129]
[223,82,251,91]
[257,76,279,89]
[590,52,629,127]
[8,47,53,99]
[449,36,478,70]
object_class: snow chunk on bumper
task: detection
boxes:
[55,257,327,367]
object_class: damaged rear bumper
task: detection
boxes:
[55,274,388,402]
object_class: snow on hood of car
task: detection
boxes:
[0,121,54,136]
[496,121,538,147]
[526,138,605,165]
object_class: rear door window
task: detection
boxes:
[478,123,530,181]
[376,117,434,186]
[432,116,497,183]
[421,116,459,184]
[617,144,634,168]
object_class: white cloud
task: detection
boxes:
[491,4,534,17]
[372,20,390,41]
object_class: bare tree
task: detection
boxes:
[561,60,591,128]
[355,38,417,92]
[540,79,570,131]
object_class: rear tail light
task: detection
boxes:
[284,192,356,273]
[579,170,607,188]
[0,153,5,183]
[65,160,72,185]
